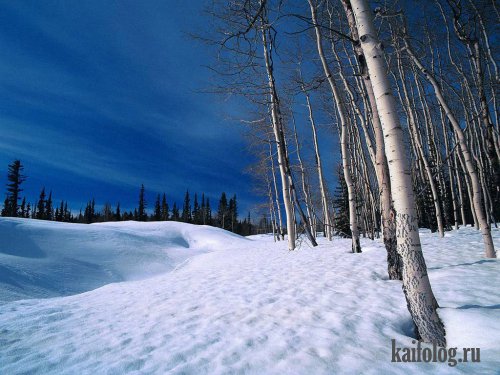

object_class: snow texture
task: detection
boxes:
[0,218,498,374]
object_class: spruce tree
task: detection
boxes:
[63,201,70,222]
[4,160,26,217]
[154,194,161,221]
[138,184,147,221]
[181,190,191,222]
[201,193,206,224]
[206,197,212,225]
[45,191,53,221]
[91,199,95,221]
[192,193,200,224]
[161,193,169,220]
[332,165,350,237]
[115,203,121,221]
[171,202,180,221]
[1,197,10,217]
[217,192,228,229]
[20,197,26,218]
[228,194,238,232]
[57,200,64,221]
[36,188,46,220]
[103,202,112,222]
[84,201,92,224]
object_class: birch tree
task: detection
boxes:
[308,0,361,253]
[348,0,446,345]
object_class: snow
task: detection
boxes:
[0,218,499,374]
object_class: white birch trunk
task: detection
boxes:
[340,0,400,277]
[308,0,361,253]
[302,87,332,240]
[350,0,446,345]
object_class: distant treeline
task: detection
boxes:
[1,160,254,236]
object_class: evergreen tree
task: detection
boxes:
[171,202,180,221]
[201,193,206,224]
[26,202,31,219]
[205,197,212,225]
[56,200,64,221]
[228,194,238,232]
[332,165,350,238]
[19,197,26,218]
[63,201,70,222]
[154,194,161,221]
[161,193,169,220]
[192,193,201,224]
[1,197,10,217]
[217,192,228,229]
[115,203,121,221]
[138,184,147,221]
[181,190,191,222]
[4,160,26,217]
[91,198,95,221]
[103,202,112,222]
[45,191,53,221]
[36,188,46,220]
[84,200,92,224]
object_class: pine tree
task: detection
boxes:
[84,201,92,224]
[57,200,64,221]
[154,194,161,221]
[333,165,350,238]
[138,184,147,221]
[115,203,121,221]
[20,197,26,218]
[217,192,228,229]
[103,202,112,222]
[63,201,70,222]
[228,194,238,232]
[36,188,46,220]
[201,193,206,224]
[4,160,26,217]
[171,202,180,221]
[205,197,212,225]
[45,191,53,221]
[26,202,31,219]
[1,197,10,217]
[161,193,169,220]
[181,190,191,222]
[192,193,200,224]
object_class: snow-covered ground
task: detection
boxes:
[0,218,498,374]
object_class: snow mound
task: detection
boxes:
[0,220,498,374]
[0,218,248,302]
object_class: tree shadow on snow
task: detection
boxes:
[456,304,500,310]
[429,259,496,270]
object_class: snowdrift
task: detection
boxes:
[0,218,248,302]
[0,218,499,374]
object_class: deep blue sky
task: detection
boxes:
[0,0,260,215]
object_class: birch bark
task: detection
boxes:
[350,0,446,345]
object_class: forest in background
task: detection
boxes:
[0,160,254,236]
